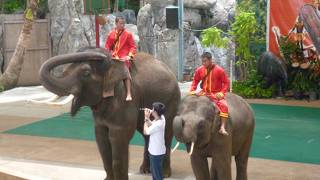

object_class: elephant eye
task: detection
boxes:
[197,120,206,130]
[83,70,91,77]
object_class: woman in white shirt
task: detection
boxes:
[143,102,166,180]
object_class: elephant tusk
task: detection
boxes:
[28,94,74,106]
[48,94,74,105]
[28,95,59,104]
[171,142,180,153]
[188,142,194,156]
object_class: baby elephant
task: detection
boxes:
[173,93,255,180]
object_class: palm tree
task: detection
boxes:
[0,0,39,90]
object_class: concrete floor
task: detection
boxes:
[0,87,320,179]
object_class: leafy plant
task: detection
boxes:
[291,70,310,92]
[201,0,259,81]
[201,27,229,48]
[230,11,257,63]
[0,0,25,14]
[0,0,47,18]
[278,36,301,65]
[232,70,275,98]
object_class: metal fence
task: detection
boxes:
[1,14,51,86]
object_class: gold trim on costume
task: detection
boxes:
[220,112,229,118]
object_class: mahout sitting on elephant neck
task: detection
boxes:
[173,93,255,180]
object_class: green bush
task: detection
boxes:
[0,0,48,18]
[232,70,275,98]
[0,0,25,14]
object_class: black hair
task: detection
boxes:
[152,102,165,116]
[115,16,126,23]
[201,52,212,60]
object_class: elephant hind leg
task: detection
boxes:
[139,134,151,174]
[162,129,173,178]
[162,102,177,178]
[235,136,253,180]
[210,159,218,180]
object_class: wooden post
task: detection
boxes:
[95,15,100,48]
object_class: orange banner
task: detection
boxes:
[268,0,314,56]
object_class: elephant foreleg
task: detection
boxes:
[190,154,210,180]
[277,80,285,97]
[110,130,130,180]
[95,126,113,180]
[212,152,232,180]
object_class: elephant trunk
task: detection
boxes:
[173,116,187,143]
[39,52,108,96]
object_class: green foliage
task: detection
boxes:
[279,36,300,64]
[201,27,229,48]
[37,0,48,19]
[279,36,320,95]
[237,1,265,34]
[1,0,47,18]
[230,11,257,64]
[288,69,319,93]
[126,0,140,15]
[237,0,266,45]
[25,8,34,20]
[201,0,260,81]
[201,9,258,63]
[291,70,310,92]
[232,70,275,98]
[0,0,25,14]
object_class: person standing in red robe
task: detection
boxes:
[189,52,230,135]
[105,16,136,101]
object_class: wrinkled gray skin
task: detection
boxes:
[39,47,180,180]
[173,94,255,180]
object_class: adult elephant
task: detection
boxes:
[172,93,255,180]
[39,47,180,180]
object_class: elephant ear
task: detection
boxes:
[102,60,129,98]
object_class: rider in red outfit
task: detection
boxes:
[105,16,136,101]
[190,52,230,135]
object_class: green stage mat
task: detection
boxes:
[4,104,320,165]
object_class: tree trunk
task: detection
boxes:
[114,0,119,12]
[1,0,4,14]
[0,0,38,90]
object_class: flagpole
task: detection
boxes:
[266,0,270,51]
[178,0,184,81]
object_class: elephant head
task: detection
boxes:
[39,47,129,116]
[173,95,219,154]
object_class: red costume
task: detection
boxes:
[190,64,230,118]
[105,29,136,68]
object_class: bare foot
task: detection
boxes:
[219,127,229,136]
[126,95,132,101]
